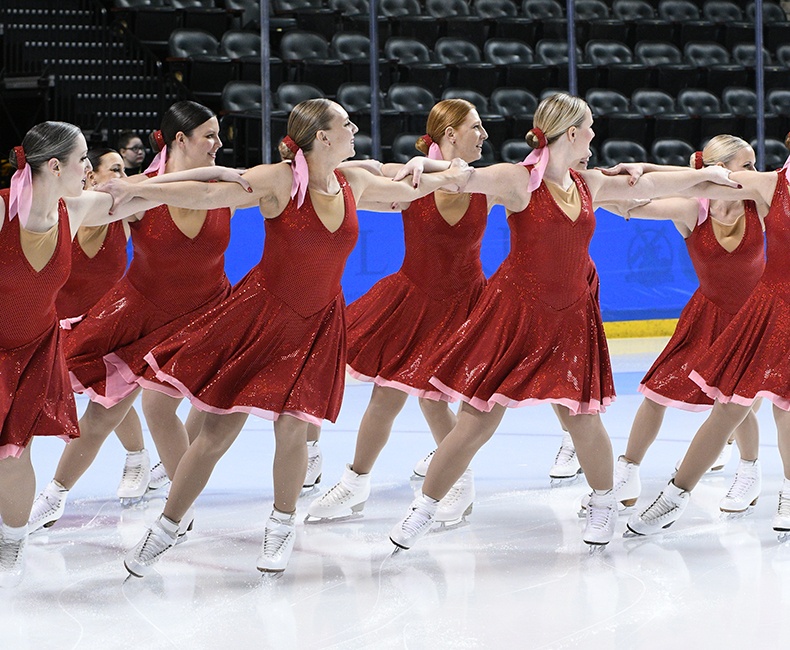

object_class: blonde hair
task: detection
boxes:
[415,99,476,154]
[692,134,751,167]
[278,98,336,161]
[526,93,588,148]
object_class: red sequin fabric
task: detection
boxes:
[64,198,232,407]
[640,201,765,411]
[55,220,127,319]
[346,192,488,400]
[691,173,790,408]
[146,170,358,425]
[0,189,79,458]
[429,169,614,415]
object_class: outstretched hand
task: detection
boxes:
[704,165,742,188]
[392,157,426,187]
[96,178,133,215]
[596,162,644,186]
[210,166,252,191]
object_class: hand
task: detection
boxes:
[596,162,644,185]
[445,157,473,191]
[703,165,742,188]
[96,178,135,215]
[211,166,252,192]
[392,156,427,187]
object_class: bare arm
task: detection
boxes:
[343,161,471,210]
[141,166,251,190]
[669,171,778,212]
[460,163,532,212]
[603,197,698,237]
[582,166,741,205]
[100,163,293,215]
[64,191,160,232]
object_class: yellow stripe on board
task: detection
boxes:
[603,319,679,338]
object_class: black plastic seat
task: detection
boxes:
[336,82,402,138]
[384,37,449,93]
[522,0,567,40]
[490,87,538,139]
[383,0,440,44]
[484,39,551,90]
[500,138,531,164]
[677,88,738,141]
[586,88,644,143]
[390,132,423,163]
[426,0,487,49]
[585,40,650,96]
[221,80,262,112]
[275,81,325,111]
[702,1,749,48]
[650,138,694,166]
[133,7,181,58]
[536,39,582,88]
[475,0,535,42]
[574,0,610,45]
[350,132,373,159]
[181,7,234,41]
[753,139,789,172]
[634,40,697,93]
[221,30,261,59]
[613,0,672,47]
[386,83,437,131]
[684,42,747,89]
[600,139,648,167]
[434,38,498,96]
[631,88,675,117]
[722,86,781,141]
[168,28,219,58]
[331,32,393,87]
[279,31,347,95]
[732,44,784,90]
[767,89,790,138]
[224,0,260,29]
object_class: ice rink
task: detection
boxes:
[4,337,790,650]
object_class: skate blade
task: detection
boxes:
[549,471,584,488]
[303,511,364,525]
[586,543,608,555]
[433,516,470,532]
[720,505,757,520]
[623,527,643,538]
[298,485,320,499]
[119,496,146,507]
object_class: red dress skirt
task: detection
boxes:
[64,202,232,407]
[639,201,764,411]
[146,170,359,425]
[691,173,790,409]
[429,170,614,416]
[0,190,79,458]
[346,192,488,401]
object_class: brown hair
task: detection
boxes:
[414,99,476,154]
[278,98,336,161]
[525,93,588,149]
[8,121,83,175]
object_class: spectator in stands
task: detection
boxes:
[118,131,146,176]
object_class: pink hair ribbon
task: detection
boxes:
[9,146,33,228]
[421,134,443,160]
[696,198,710,225]
[143,130,167,176]
[519,127,550,192]
[283,135,308,208]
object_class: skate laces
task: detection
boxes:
[318,481,355,506]
[553,438,576,466]
[306,454,321,476]
[778,492,790,517]
[641,491,680,524]
[262,517,294,557]
[0,537,25,569]
[30,490,63,521]
[587,498,614,530]
[401,502,433,537]
[121,461,146,487]
[136,525,175,564]
[725,469,757,500]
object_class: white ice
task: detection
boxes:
[3,338,789,650]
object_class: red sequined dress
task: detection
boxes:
[429,169,614,415]
[346,192,487,400]
[691,172,790,408]
[640,201,764,410]
[55,220,127,323]
[64,197,232,407]
[0,189,79,459]
[146,170,359,425]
